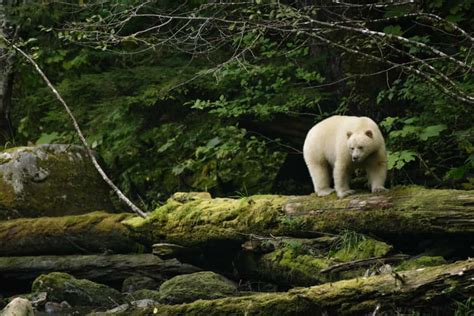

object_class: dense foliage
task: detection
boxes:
[4,0,474,208]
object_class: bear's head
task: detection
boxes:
[346,130,375,163]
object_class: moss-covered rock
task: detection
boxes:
[0,145,115,219]
[32,272,123,307]
[159,271,239,304]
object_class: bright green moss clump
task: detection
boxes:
[330,235,393,262]
[395,256,447,271]
[123,193,288,248]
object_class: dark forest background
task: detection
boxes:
[1,0,472,209]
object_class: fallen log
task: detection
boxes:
[116,259,474,315]
[0,254,200,284]
[0,212,142,256]
[124,187,474,250]
[1,187,471,258]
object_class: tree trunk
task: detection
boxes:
[124,187,474,250]
[0,0,14,144]
[121,259,474,316]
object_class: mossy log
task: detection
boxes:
[233,234,399,287]
[118,259,474,316]
[0,254,200,284]
[0,212,143,256]
[124,187,474,250]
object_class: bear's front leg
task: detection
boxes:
[334,160,355,198]
[367,155,388,193]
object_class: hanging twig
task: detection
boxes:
[6,40,148,218]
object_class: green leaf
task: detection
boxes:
[380,116,398,132]
[383,25,402,36]
[206,137,221,148]
[36,132,60,145]
[419,124,447,141]
[387,150,417,170]
[445,165,469,180]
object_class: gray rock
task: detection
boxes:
[122,276,159,293]
[1,297,34,316]
[0,145,115,219]
[131,299,156,309]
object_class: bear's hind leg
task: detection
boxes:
[306,160,334,196]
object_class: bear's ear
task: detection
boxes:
[346,131,353,139]
[365,130,373,138]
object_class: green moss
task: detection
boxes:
[107,259,474,315]
[331,237,393,262]
[0,145,115,219]
[32,272,123,306]
[127,289,161,302]
[159,271,239,304]
[124,193,288,248]
[124,187,474,251]
[395,256,447,271]
[0,212,142,255]
[0,178,16,217]
[259,248,332,285]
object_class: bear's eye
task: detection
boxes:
[350,147,354,150]
[358,146,363,150]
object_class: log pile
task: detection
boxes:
[0,186,473,315]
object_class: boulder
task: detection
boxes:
[31,272,122,307]
[0,145,114,219]
[158,271,238,304]
[1,297,34,316]
[122,276,159,293]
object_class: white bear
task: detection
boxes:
[303,115,387,198]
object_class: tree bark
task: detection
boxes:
[0,254,200,284]
[0,0,14,144]
[119,259,474,316]
[124,187,474,250]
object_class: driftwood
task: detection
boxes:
[119,259,474,315]
[0,212,142,256]
[0,254,200,284]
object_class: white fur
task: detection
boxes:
[303,115,387,198]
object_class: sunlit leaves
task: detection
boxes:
[387,150,417,170]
